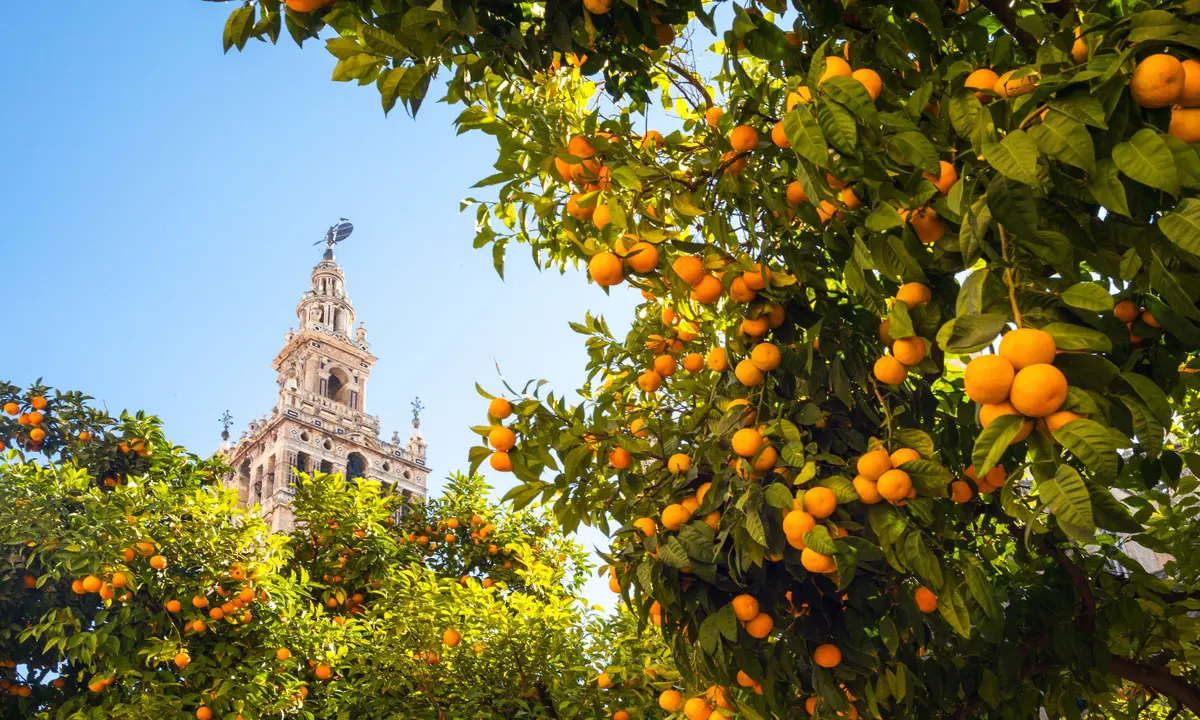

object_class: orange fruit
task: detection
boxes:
[196,708,213,720]
[707,685,733,710]
[729,275,757,302]
[979,401,1034,443]
[110,572,127,588]
[786,86,813,109]
[735,359,766,386]
[653,354,678,377]
[803,487,837,518]
[908,206,946,243]
[840,186,863,209]
[1131,54,1185,109]
[851,68,882,101]
[1181,59,1200,106]
[705,106,724,127]
[853,475,882,504]
[706,347,729,372]
[1143,310,1161,328]
[626,242,659,273]
[816,200,837,223]
[668,453,692,473]
[174,651,191,668]
[149,555,167,570]
[276,648,291,661]
[568,135,596,158]
[30,396,46,410]
[923,160,958,195]
[814,643,842,668]
[166,599,182,613]
[745,612,774,638]
[682,353,705,373]
[286,0,334,10]
[1114,300,1140,324]
[1009,364,1068,418]
[999,328,1057,370]
[1169,107,1200,144]
[608,447,632,469]
[892,336,926,365]
[950,481,973,503]
[994,68,1037,98]
[684,697,714,720]
[589,252,624,287]
[721,150,748,174]
[660,689,686,711]
[82,575,102,593]
[662,503,692,530]
[1044,410,1084,433]
[857,449,892,480]
[890,448,921,467]
[820,56,852,84]
[786,180,809,205]
[732,594,760,621]
[783,509,816,540]
[965,68,1000,102]
[690,274,723,304]
[730,124,760,152]
[877,469,913,503]
[637,370,663,393]
[641,129,664,150]
[801,548,837,574]
[443,629,461,647]
[488,426,516,451]
[752,445,778,472]
[613,712,631,720]
[895,282,931,308]
[315,664,332,680]
[1071,26,1088,63]
[731,428,764,457]
[750,343,782,371]
[771,121,791,148]
[566,193,594,221]
[2,402,17,416]
[488,397,513,419]
[914,586,938,613]
[964,354,1016,404]
[489,451,513,472]
[633,518,657,537]
[874,356,908,385]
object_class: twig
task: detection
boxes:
[974,0,1039,51]
[871,380,894,444]
[662,59,713,109]
[999,226,1023,327]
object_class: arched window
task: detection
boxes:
[326,368,351,404]
[347,452,366,480]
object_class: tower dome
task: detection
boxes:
[296,256,357,345]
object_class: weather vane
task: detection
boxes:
[411,397,424,427]
[219,410,233,441]
[313,218,354,258]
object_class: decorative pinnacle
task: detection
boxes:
[411,397,424,427]
[219,410,234,441]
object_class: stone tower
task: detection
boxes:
[220,245,429,532]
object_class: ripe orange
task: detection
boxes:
[149,555,167,570]
[588,252,624,287]
[732,594,760,621]
[923,160,958,195]
[488,426,516,451]
[877,469,913,503]
[707,685,733,710]
[641,129,664,150]
[803,487,837,518]
[771,121,791,148]
[682,353,705,373]
[852,68,882,101]
[276,648,291,661]
[626,242,659,273]
[1114,300,1140,324]
[707,347,729,372]
[29,427,45,443]
[965,68,1000,102]
[964,354,1016,404]
[853,475,882,504]
[82,575,102,593]
[613,711,631,720]
[890,448,921,467]
[285,0,334,10]
[856,449,892,480]
[735,359,766,387]
[110,572,127,589]
[567,135,596,158]
[730,124,759,153]
[820,56,852,84]
[315,664,332,680]
[174,651,191,668]
[729,275,757,302]
[721,150,747,174]
[786,86,813,109]
[802,548,836,574]
[705,106,724,127]
[750,343,782,372]
[443,629,461,647]
[566,194,594,221]
[874,356,908,385]
[690,274,723,304]
[1009,364,1068,418]
[895,282,931,308]
[2,402,17,415]
[166,599,182,613]
[653,354,678,378]
[633,518,657,537]
[744,612,774,638]
[488,397,513,419]
[489,451,513,472]
[684,696,714,720]
[1071,26,1088,63]
[816,199,837,223]
[741,316,769,337]
[786,180,809,205]
[814,643,842,668]
[783,509,816,542]
[1182,58,1200,106]
[995,68,1037,98]
[908,207,946,243]
[1130,54,1184,109]
[731,428,764,457]
[950,481,973,503]
[209,607,224,621]
[979,401,1034,443]
[892,336,926,365]
[1169,107,1200,144]
[1143,310,1160,328]
[752,445,778,472]
[637,370,663,393]
[840,186,863,209]
[1044,410,1084,433]
[30,396,46,410]
[914,586,938,613]
[668,453,692,473]
[660,689,686,711]
[608,447,632,469]
[999,327,1057,370]
[662,504,692,530]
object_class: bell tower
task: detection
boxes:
[220,228,429,532]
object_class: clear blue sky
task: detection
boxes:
[0,2,641,607]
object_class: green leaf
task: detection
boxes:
[936,585,971,638]
[1112,129,1178,195]
[659,536,691,568]
[1061,283,1115,312]
[901,532,943,589]
[938,314,1009,353]
[1088,158,1131,217]
[1120,393,1164,459]
[1085,477,1143,533]
[819,475,859,503]
[972,415,1025,476]
[360,25,410,57]
[886,302,916,339]
[1038,464,1095,540]
[1127,9,1183,42]
[1150,247,1200,321]
[982,130,1044,189]
[865,203,904,232]
[1119,372,1171,425]
[964,558,1001,619]
[887,131,941,174]
[803,526,838,554]
[1053,419,1118,480]
[1029,111,1095,174]
[1041,322,1113,352]
[764,483,795,509]
[899,459,949,497]
[979,670,1002,708]
[784,108,828,166]
[893,428,935,459]
[817,101,857,153]
[821,76,879,125]
[949,88,996,153]
[1159,198,1200,257]
[879,616,899,655]
[987,175,1039,240]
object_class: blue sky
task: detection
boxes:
[0,2,644,607]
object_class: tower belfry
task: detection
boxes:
[221,227,429,531]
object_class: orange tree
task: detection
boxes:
[219,0,1200,717]
[0,382,668,719]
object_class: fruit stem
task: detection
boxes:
[871,381,894,444]
[999,225,1023,327]
[1018,104,1047,130]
